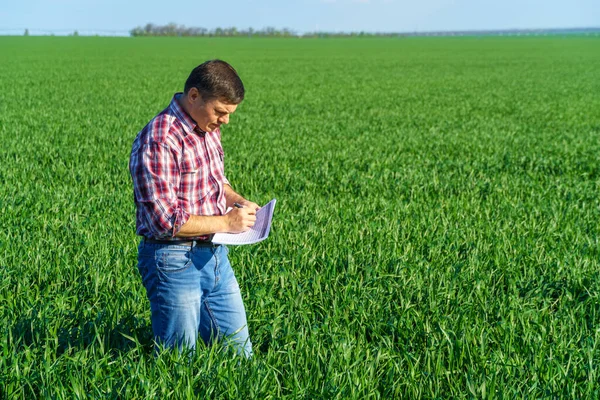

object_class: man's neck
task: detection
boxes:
[176,93,198,126]
[176,93,189,115]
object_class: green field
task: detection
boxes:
[1,36,599,398]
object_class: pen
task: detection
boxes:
[233,202,244,208]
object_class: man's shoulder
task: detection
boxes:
[135,108,186,149]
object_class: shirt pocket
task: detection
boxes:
[180,155,199,190]
[205,133,224,164]
[179,152,210,204]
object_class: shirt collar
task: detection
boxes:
[170,93,206,136]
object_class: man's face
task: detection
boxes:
[184,88,238,132]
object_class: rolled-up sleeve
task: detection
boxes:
[130,141,190,238]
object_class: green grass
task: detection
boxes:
[1,36,599,398]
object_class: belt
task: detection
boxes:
[143,237,221,248]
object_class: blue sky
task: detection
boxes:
[1,0,598,35]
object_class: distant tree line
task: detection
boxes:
[130,23,600,38]
[130,23,298,37]
[129,23,440,37]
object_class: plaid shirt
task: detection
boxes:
[129,93,230,240]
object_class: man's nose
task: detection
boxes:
[218,114,229,124]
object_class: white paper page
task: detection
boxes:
[212,199,277,245]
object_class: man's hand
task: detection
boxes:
[226,206,257,233]
[238,200,261,212]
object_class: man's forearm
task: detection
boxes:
[224,184,246,208]
[175,215,229,238]
[175,186,251,238]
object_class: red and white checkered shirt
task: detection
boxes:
[129,93,230,240]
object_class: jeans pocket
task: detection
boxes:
[156,249,193,274]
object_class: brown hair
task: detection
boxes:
[184,60,245,104]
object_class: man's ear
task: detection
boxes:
[188,87,203,104]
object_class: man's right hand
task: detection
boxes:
[225,207,256,233]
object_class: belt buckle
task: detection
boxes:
[194,240,218,248]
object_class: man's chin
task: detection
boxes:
[199,124,214,132]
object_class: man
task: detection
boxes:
[129,60,259,357]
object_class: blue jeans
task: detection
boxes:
[137,240,252,357]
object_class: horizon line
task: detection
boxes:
[0,26,599,37]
